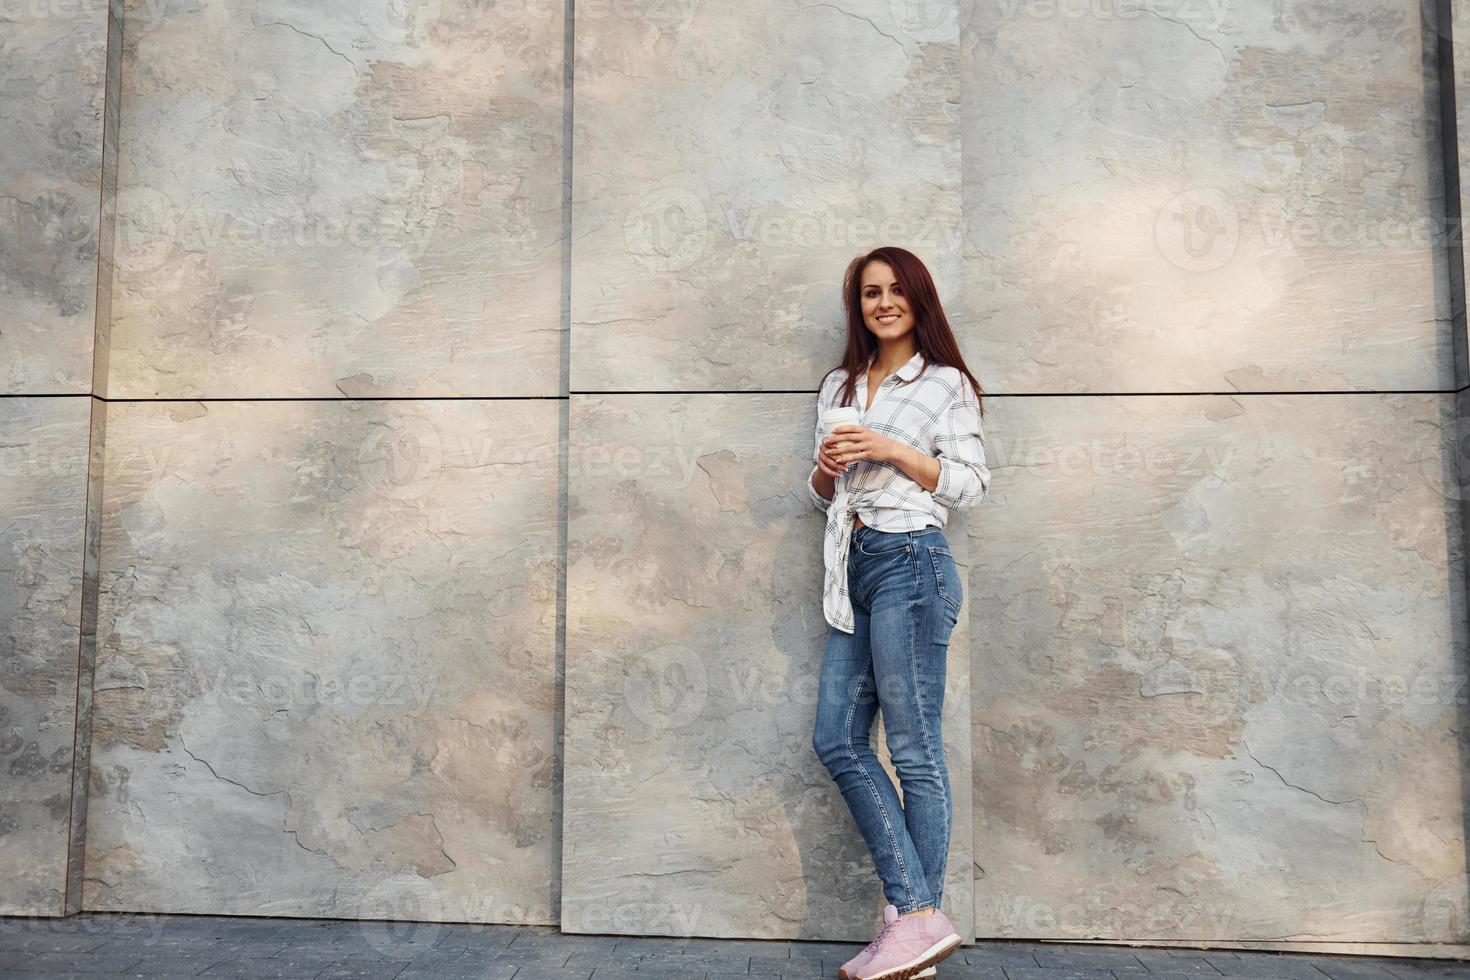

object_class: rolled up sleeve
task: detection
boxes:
[931,381,991,510]
[807,465,831,512]
[808,389,832,512]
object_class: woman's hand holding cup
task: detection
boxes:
[818,407,896,477]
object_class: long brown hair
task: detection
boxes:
[821,246,986,419]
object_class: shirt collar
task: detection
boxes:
[864,348,927,382]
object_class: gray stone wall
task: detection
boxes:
[86,399,561,922]
[3,0,1469,948]
[1,0,117,917]
[1,397,95,916]
[561,0,968,943]
[965,0,1468,944]
[1,2,112,395]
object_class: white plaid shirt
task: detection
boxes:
[807,349,991,634]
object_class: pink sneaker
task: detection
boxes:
[853,907,961,979]
[836,905,939,979]
[838,904,898,980]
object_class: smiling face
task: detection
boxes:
[859,259,915,341]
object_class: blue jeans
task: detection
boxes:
[812,523,962,915]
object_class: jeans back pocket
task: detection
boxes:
[927,545,963,613]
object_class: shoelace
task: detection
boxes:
[861,918,901,955]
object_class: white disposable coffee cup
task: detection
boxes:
[821,406,861,432]
[820,406,862,468]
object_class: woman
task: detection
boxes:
[807,246,991,980]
